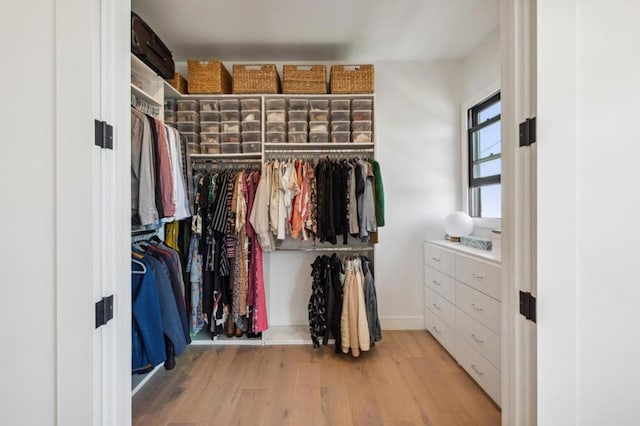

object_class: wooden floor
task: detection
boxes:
[133,331,500,426]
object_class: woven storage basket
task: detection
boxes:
[187,60,232,94]
[167,72,188,94]
[330,64,374,94]
[282,65,327,94]
[233,64,280,94]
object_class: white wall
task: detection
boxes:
[462,26,501,103]
[262,61,461,328]
[538,0,640,424]
[0,1,57,424]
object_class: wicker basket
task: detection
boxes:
[233,64,280,94]
[282,65,327,94]
[166,72,188,94]
[330,64,374,94]
[187,60,232,94]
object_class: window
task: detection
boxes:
[468,92,501,218]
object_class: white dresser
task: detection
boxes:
[423,240,502,405]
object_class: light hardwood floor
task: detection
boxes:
[133,331,500,426]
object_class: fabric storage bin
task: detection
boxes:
[167,72,188,94]
[201,132,220,144]
[309,132,329,143]
[267,122,286,132]
[220,110,240,121]
[310,99,329,110]
[330,64,374,94]
[164,99,177,111]
[232,64,280,94]
[187,60,232,94]
[240,98,261,111]
[219,99,240,111]
[330,99,350,110]
[289,99,309,111]
[330,110,349,122]
[186,143,201,154]
[200,121,220,133]
[201,142,221,154]
[352,110,372,121]
[309,121,329,133]
[352,99,372,110]
[309,110,329,121]
[181,132,200,144]
[352,121,372,132]
[266,132,286,143]
[221,122,240,133]
[288,111,308,121]
[352,131,372,143]
[164,110,176,122]
[177,111,199,122]
[177,100,199,112]
[221,142,241,153]
[282,65,327,94]
[242,141,261,153]
[199,100,219,112]
[266,110,286,122]
[242,121,261,132]
[200,111,219,122]
[331,121,350,132]
[331,132,350,143]
[241,110,261,122]
[288,121,307,132]
[221,132,241,143]
[242,131,261,143]
[288,132,307,143]
[177,122,200,133]
[266,99,286,110]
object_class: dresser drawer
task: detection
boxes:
[425,286,455,329]
[424,307,455,355]
[424,243,455,276]
[455,255,501,300]
[424,265,455,303]
[456,308,501,370]
[455,335,501,406]
[456,281,501,335]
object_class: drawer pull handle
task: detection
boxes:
[432,257,441,262]
[432,303,441,310]
[471,303,484,312]
[472,273,485,279]
[432,280,442,286]
[471,364,484,376]
[471,333,484,344]
[432,326,442,334]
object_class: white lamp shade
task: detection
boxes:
[444,211,474,237]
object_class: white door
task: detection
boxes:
[501,0,537,424]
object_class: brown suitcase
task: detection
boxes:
[131,12,175,79]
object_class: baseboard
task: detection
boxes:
[380,316,424,330]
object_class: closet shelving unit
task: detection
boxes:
[134,56,377,346]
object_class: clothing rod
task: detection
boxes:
[274,246,374,252]
[264,149,374,154]
[190,158,263,163]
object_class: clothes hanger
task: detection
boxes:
[131,258,147,274]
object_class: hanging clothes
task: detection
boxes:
[309,254,380,357]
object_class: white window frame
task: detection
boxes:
[461,80,502,230]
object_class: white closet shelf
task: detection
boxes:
[189,153,262,161]
[163,80,182,100]
[262,325,312,345]
[131,83,162,106]
[264,142,374,151]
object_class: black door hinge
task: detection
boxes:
[519,291,537,323]
[95,295,114,328]
[94,119,114,149]
[519,117,536,147]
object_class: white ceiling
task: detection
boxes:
[132,0,499,62]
